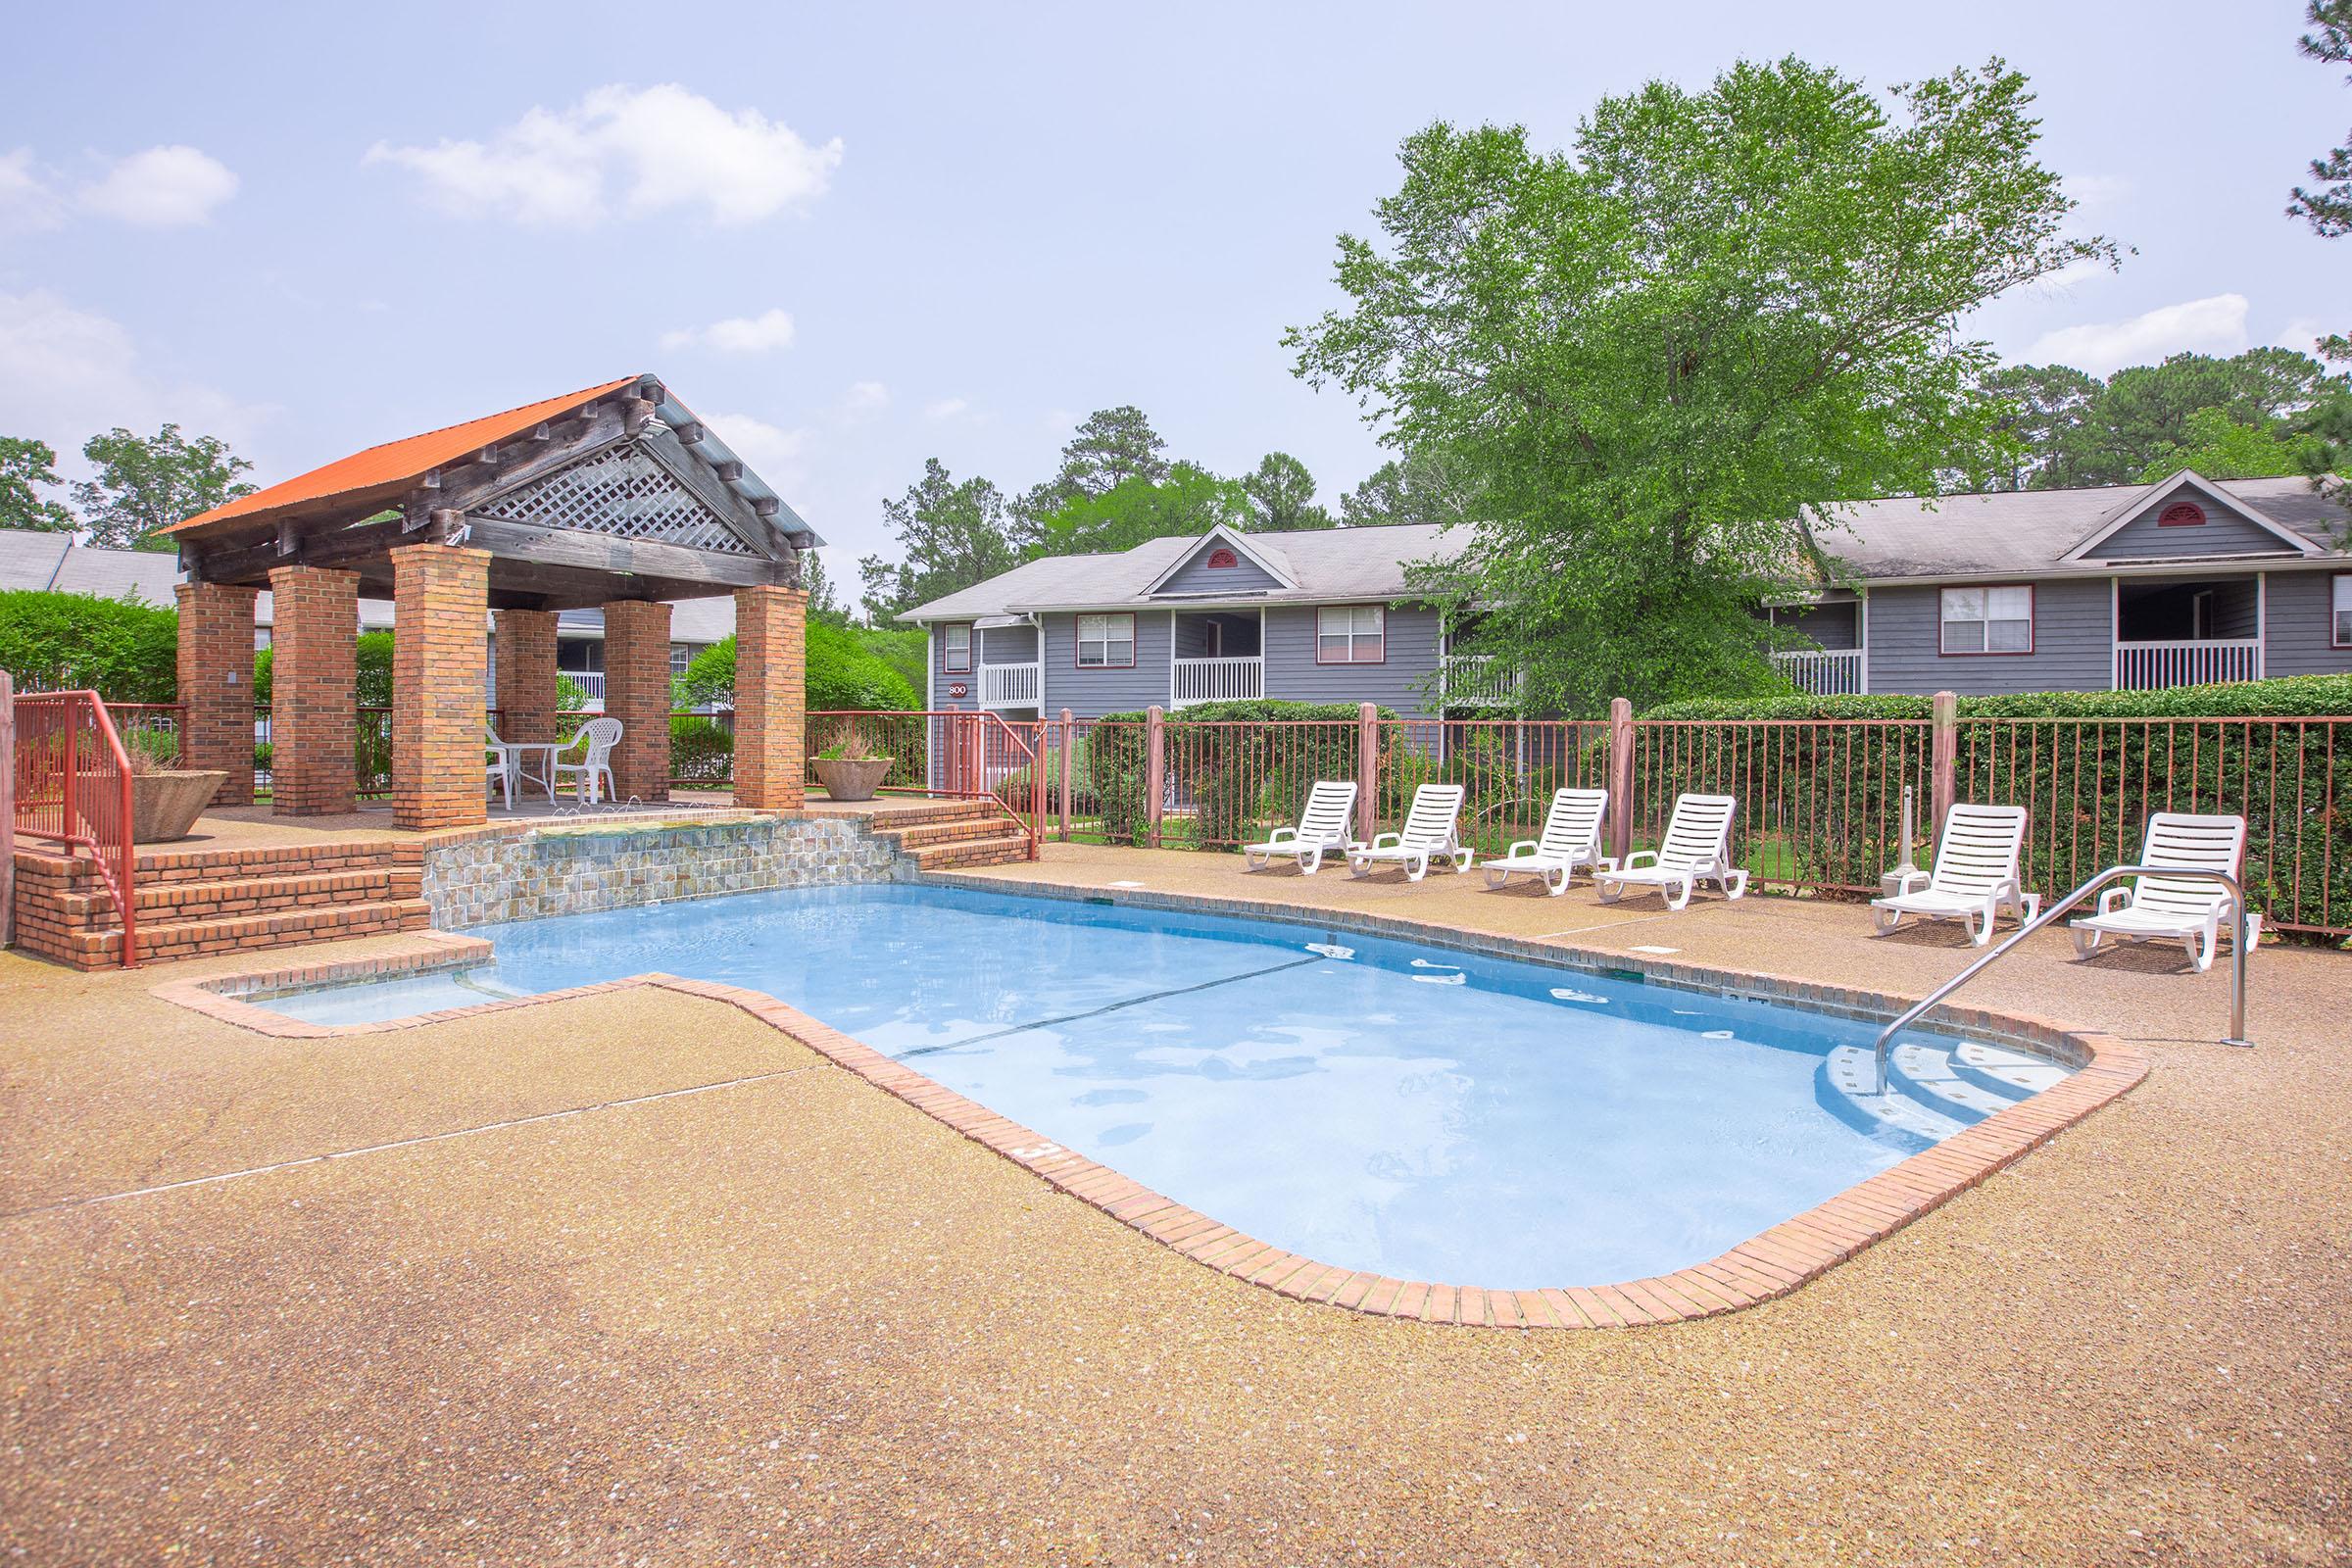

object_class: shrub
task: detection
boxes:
[679,622,919,712]
[668,716,734,784]
[1092,701,1399,847]
[254,629,396,708]
[0,589,178,702]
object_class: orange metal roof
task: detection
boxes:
[166,376,641,537]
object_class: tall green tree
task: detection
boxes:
[1029,462,1250,557]
[1975,364,2105,489]
[2290,0,2352,242]
[800,547,849,626]
[0,437,75,531]
[857,459,1020,621]
[1288,58,2111,710]
[1238,452,1331,531]
[2136,407,2328,482]
[74,424,255,552]
[1339,452,1480,527]
[1017,406,1171,534]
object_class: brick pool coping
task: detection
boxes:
[151,888,2148,1330]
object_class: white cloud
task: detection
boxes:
[923,396,970,419]
[659,307,796,354]
[2064,172,2132,212]
[703,412,810,489]
[367,83,843,227]
[0,288,269,472]
[0,148,64,231]
[2275,317,2333,356]
[2027,293,2249,375]
[0,144,238,231]
[76,145,239,225]
[843,380,890,414]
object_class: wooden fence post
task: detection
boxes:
[1356,702,1379,844]
[1931,689,1958,837]
[1145,705,1165,848]
[0,670,14,951]
[1057,708,1074,843]
[1607,696,1635,864]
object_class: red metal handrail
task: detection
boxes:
[13,691,138,966]
[808,709,1046,859]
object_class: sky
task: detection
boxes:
[0,0,2343,573]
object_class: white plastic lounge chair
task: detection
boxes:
[552,716,622,805]
[2070,811,2259,972]
[1871,804,2039,946]
[1593,793,1747,911]
[1482,787,1609,897]
[485,728,515,811]
[1346,783,1467,882]
[1241,780,1358,874]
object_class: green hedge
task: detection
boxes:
[669,715,734,784]
[1643,674,2352,721]
[0,589,178,703]
[1090,701,1399,847]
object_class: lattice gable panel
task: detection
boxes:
[472,440,757,556]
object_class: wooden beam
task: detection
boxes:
[276,519,298,557]
[460,514,795,590]
[752,496,780,517]
[192,514,420,585]
[425,403,628,516]
[674,421,706,447]
[637,425,784,559]
[712,459,742,482]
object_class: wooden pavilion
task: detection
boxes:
[163,374,813,829]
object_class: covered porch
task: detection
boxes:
[163,375,817,831]
[2113,574,2265,690]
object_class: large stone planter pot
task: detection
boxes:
[129,769,226,842]
[810,757,894,803]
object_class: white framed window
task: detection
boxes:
[2333,574,2351,649]
[1317,604,1386,663]
[669,644,693,676]
[1076,612,1135,668]
[943,623,972,673]
[1940,585,2034,656]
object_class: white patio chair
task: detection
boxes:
[1871,804,2039,946]
[485,726,515,811]
[1242,780,1358,875]
[551,716,622,806]
[1482,787,1609,897]
[1346,783,1468,882]
[2070,811,2259,972]
[1593,793,1747,911]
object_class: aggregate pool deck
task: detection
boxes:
[3,843,2347,1565]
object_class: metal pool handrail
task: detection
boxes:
[1873,863,2252,1095]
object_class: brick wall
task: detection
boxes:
[494,609,560,742]
[732,584,807,809]
[389,544,489,831]
[173,580,258,807]
[601,599,672,802]
[268,564,359,815]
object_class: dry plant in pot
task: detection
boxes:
[122,727,226,842]
[809,727,895,803]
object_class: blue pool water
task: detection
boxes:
[263,884,2020,1288]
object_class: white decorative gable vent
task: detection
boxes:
[473,440,757,556]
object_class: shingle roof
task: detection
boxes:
[1814,475,2347,580]
[163,377,640,537]
[899,522,1467,620]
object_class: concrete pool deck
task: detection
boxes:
[3,843,2348,1563]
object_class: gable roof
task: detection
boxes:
[1814,474,2349,583]
[898,522,1464,622]
[165,377,638,536]
[2058,469,2324,562]
[1137,522,1298,595]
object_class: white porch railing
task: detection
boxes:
[1172,655,1264,707]
[979,662,1042,709]
[1771,648,1866,696]
[2114,639,2263,691]
[1443,654,1524,709]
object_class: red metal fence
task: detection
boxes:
[12,690,137,965]
[807,710,1046,858]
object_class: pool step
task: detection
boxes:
[866,798,1035,870]
[1819,1040,2070,1153]
[13,838,430,968]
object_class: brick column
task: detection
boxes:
[267,564,359,815]
[601,598,672,803]
[390,543,489,831]
[174,580,258,807]
[732,585,806,809]
[493,609,560,742]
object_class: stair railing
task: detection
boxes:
[11,690,139,967]
[1874,864,2252,1095]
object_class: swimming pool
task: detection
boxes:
[259,883,2072,1290]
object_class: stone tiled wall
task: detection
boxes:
[421,814,898,928]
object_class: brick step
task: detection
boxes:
[863,799,1005,831]
[66,898,433,967]
[133,841,413,884]
[50,865,422,928]
[878,814,1029,851]
[908,831,1033,871]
